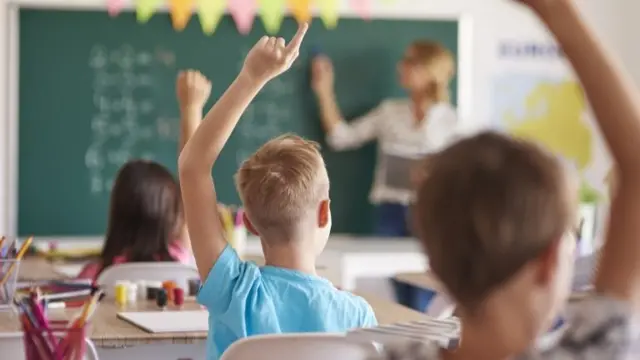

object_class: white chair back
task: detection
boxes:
[96,262,199,298]
[426,294,455,319]
[220,333,377,360]
[0,332,99,360]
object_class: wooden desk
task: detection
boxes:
[18,256,342,287]
[18,257,70,281]
[0,292,427,347]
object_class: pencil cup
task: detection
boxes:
[0,259,20,312]
[22,320,90,360]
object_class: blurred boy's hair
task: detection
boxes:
[414,131,574,311]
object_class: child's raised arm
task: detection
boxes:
[176,70,212,155]
[524,0,640,306]
[176,70,212,250]
[178,24,308,280]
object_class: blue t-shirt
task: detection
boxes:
[197,245,378,359]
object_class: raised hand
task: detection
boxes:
[512,0,568,13]
[176,70,212,110]
[311,55,335,95]
[241,23,309,84]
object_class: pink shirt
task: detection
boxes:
[77,241,190,281]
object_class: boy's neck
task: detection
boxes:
[262,242,317,275]
[443,309,533,360]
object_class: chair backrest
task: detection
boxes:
[0,332,99,360]
[220,333,378,360]
[96,262,199,298]
[425,294,455,319]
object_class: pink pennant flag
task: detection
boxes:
[107,0,125,17]
[228,0,258,34]
[349,0,371,20]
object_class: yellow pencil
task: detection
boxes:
[219,205,234,243]
[0,236,33,286]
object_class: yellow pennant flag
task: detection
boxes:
[198,0,226,35]
[258,0,286,34]
[318,0,339,29]
[287,0,312,25]
[136,0,163,23]
[170,0,194,31]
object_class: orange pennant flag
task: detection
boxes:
[287,0,312,24]
[169,0,194,31]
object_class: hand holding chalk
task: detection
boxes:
[310,53,334,95]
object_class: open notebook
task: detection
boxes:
[117,310,209,333]
[347,318,460,349]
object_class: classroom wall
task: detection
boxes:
[0,0,633,236]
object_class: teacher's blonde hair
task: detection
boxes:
[410,40,455,103]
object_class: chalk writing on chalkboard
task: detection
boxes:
[85,44,177,195]
[235,48,296,167]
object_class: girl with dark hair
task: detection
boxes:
[78,70,211,280]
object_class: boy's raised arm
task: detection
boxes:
[524,0,640,306]
[178,24,308,280]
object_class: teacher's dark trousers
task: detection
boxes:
[374,203,436,312]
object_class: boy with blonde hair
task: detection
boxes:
[178,24,376,360]
[368,0,640,359]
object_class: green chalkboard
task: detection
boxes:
[18,9,458,236]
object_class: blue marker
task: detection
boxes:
[310,45,323,57]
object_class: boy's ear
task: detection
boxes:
[534,238,562,286]
[243,213,259,236]
[318,199,330,228]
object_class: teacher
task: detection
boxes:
[311,40,461,237]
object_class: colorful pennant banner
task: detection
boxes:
[135,0,164,23]
[288,0,312,25]
[107,0,124,17]
[318,0,339,29]
[197,0,227,34]
[228,0,258,35]
[169,0,194,31]
[123,0,379,34]
[349,0,371,19]
[259,0,286,34]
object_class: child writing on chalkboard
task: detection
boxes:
[77,70,212,280]
[311,41,461,237]
[179,24,376,360]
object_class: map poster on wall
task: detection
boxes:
[493,40,612,202]
[492,40,611,254]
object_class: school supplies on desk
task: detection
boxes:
[117,310,209,333]
[31,241,101,262]
[217,205,247,255]
[0,236,33,309]
[16,288,102,360]
[233,208,247,256]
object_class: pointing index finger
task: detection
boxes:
[285,23,309,55]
